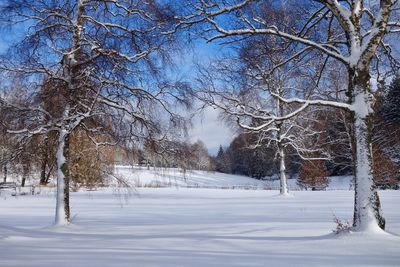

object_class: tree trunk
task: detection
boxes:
[53,0,85,226]
[276,89,288,195]
[351,72,385,231]
[21,164,28,187]
[3,165,7,183]
[352,111,385,230]
[40,157,47,185]
[55,129,71,225]
[277,144,288,195]
[45,164,54,184]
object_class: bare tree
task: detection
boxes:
[181,0,400,231]
[196,44,328,195]
[0,0,189,225]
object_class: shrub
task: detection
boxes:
[298,160,329,190]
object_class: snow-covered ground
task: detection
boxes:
[1,167,398,266]
[1,187,399,266]
[114,166,270,189]
[114,166,353,190]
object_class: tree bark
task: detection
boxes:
[351,71,385,231]
[55,129,71,225]
[277,143,288,195]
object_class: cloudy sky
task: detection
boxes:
[188,106,235,155]
[170,39,237,155]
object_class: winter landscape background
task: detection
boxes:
[1,0,400,266]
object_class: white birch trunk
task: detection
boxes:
[55,129,70,225]
[276,93,289,196]
[352,88,385,231]
[278,146,289,195]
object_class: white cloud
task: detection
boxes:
[189,106,235,155]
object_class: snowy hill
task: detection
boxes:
[114,166,268,189]
[114,166,353,190]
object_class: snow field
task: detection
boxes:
[0,188,399,267]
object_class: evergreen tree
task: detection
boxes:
[215,145,231,173]
[383,75,400,125]
[372,75,400,187]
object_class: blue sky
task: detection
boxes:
[172,38,236,155]
[0,22,235,155]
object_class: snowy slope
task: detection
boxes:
[114,166,353,190]
[0,188,399,267]
[114,166,269,189]
[3,165,354,191]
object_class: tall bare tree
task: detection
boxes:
[0,0,189,225]
[181,0,400,231]
[196,37,329,195]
